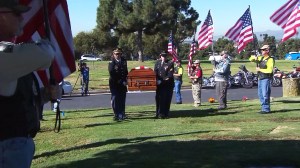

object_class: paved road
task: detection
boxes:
[45,86,283,110]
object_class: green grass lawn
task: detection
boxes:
[32,96,300,168]
[68,60,299,91]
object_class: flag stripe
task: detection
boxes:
[270,0,299,28]
[197,10,214,50]
[187,42,196,76]
[17,0,75,86]
[225,7,253,53]
[168,32,179,61]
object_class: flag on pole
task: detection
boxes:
[270,0,300,42]
[167,31,179,61]
[197,10,214,50]
[16,0,76,86]
[225,7,254,53]
[187,41,196,76]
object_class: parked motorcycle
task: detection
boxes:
[202,72,232,88]
[231,65,254,88]
[271,67,283,87]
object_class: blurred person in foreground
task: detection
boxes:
[0,0,56,167]
[189,60,202,107]
[212,51,231,110]
[154,51,174,118]
[249,45,275,114]
[108,48,128,121]
[173,59,183,104]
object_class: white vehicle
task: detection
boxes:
[80,54,102,61]
[59,80,72,95]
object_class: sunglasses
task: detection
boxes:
[114,53,122,55]
[261,49,269,51]
[0,10,22,17]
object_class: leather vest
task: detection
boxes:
[0,73,40,140]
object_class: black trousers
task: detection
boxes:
[155,83,174,117]
[110,87,126,117]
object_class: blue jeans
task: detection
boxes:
[258,78,271,112]
[0,137,35,168]
[174,80,182,103]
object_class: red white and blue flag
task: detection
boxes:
[187,40,196,76]
[197,10,214,50]
[16,0,76,86]
[225,7,254,53]
[167,31,179,61]
[270,0,300,42]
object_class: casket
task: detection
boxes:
[127,66,156,91]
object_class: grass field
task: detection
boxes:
[32,95,300,168]
[67,60,299,91]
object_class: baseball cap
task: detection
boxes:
[0,0,31,13]
[160,51,168,57]
[193,60,200,64]
[260,45,270,50]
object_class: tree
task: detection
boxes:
[96,0,199,61]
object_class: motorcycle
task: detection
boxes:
[202,72,232,89]
[271,67,284,87]
[231,65,254,88]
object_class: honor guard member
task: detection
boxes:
[154,51,174,118]
[108,48,128,121]
[173,59,183,104]
[249,45,275,114]
[0,0,56,167]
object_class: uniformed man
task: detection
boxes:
[249,45,275,114]
[108,48,128,121]
[154,51,174,118]
[0,0,56,167]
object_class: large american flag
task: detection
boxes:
[167,32,179,61]
[15,0,76,86]
[187,40,196,76]
[225,7,254,53]
[270,0,300,42]
[197,10,213,50]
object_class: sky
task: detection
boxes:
[66,0,287,37]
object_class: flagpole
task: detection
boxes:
[248,5,259,67]
[43,0,61,133]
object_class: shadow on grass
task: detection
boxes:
[273,100,300,104]
[43,138,300,168]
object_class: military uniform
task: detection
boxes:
[190,65,202,107]
[154,57,174,118]
[108,53,128,120]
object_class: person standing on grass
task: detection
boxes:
[154,51,174,119]
[189,60,203,107]
[108,48,128,121]
[173,59,183,104]
[80,62,89,96]
[249,45,274,114]
[213,51,231,110]
[0,0,57,167]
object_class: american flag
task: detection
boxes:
[167,32,179,61]
[197,10,213,50]
[187,41,196,76]
[270,0,300,42]
[225,7,254,53]
[16,0,76,86]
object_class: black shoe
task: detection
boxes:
[176,102,182,104]
[218,107,226,110]
[259,111,271,114]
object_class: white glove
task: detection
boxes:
[123,81,127,86]
[157,80,162,85]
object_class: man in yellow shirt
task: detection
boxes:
[249,45,275,114]
[173,59,183,104]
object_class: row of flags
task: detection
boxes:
[186,0,300,75]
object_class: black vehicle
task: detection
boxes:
[231,65,254,88]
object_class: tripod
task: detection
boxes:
[71,72,83,96]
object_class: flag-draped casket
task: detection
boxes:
[127,66,156,91]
